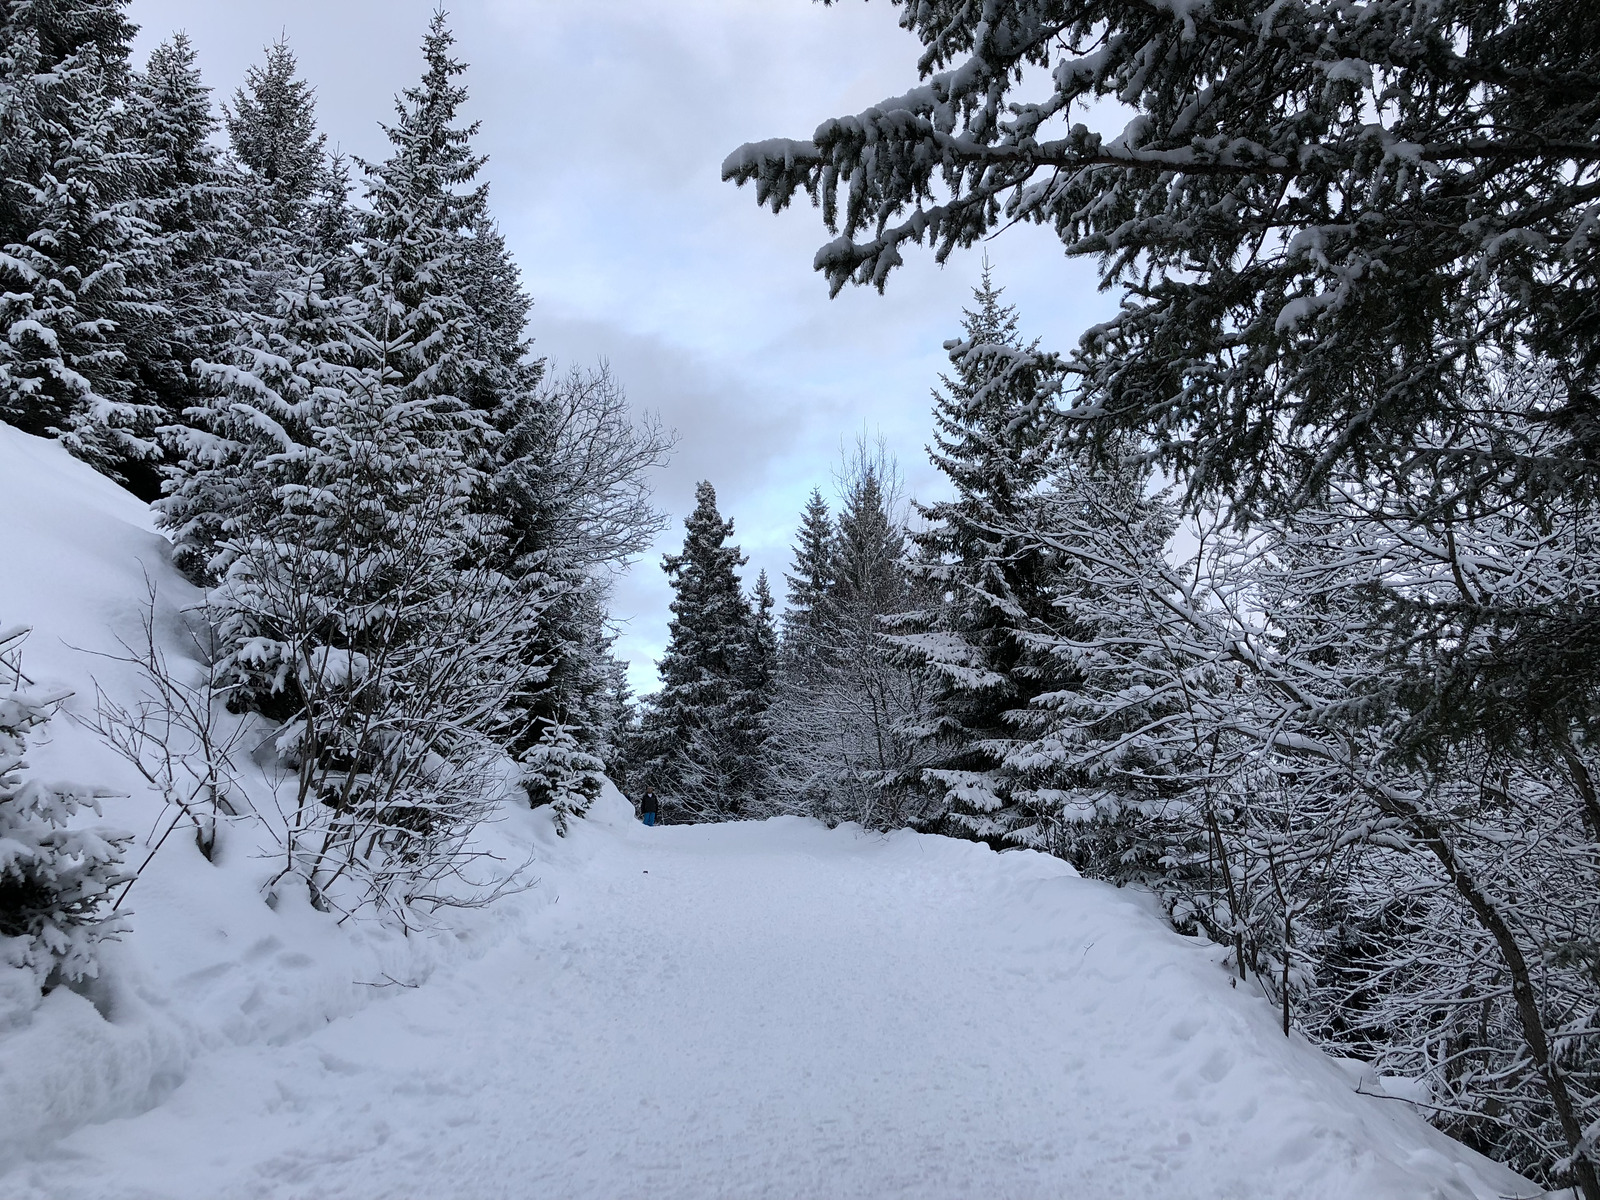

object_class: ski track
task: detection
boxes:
[5,813,1533,1200]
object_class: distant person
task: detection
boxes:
[640,788,659,827]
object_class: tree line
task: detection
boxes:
[0,0,668,994]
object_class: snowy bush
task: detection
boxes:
[0,625,130,1005]
[521,720,605,836]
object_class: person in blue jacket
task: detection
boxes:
[640,788,659,826]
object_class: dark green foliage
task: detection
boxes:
[634,482,771,820]
[726,0,1600,516]
[891,266,1059,838]
[224,38,326,231]
[781,488,834,656]
[0,0,165,485]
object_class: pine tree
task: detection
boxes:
[746,569,778,699]
[308,152,356,262]
[727,0,1600,514]
[354,11,490,420]
[1000,451,1184,871]
[892,265,1056,841]
[635,482,760,820]
[738,569,779,810]
[0,0,165,487]
[0,624,130,999]
[521,719,605,837]
[461,217,538,413]
[157,262,357,587]
[224,38,326,236]
[781,487,834,671]
[134,34,241,443]
[768,449,932,826]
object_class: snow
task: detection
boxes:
[1,804,1541,1199]
[0,423,1546,1197]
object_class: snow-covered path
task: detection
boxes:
[5,807,1533,1200]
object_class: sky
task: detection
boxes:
[127,0,1114,695]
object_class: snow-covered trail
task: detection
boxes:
[5,806,1532,1200]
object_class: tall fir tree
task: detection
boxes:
[740,567,779,808]
[635,481,764,820]
[892,264,1058,841]
[780,487,834,672]
[154,18,553,913]
[0,0,166,486]
[999,451,1182,867]
[134,34,241,444]
[161,12,512,701]
[768,449,932,826]
[746,569,778,699]
[223,38,326,236]
[352,11,491,428]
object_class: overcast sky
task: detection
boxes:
[127,0,1112,695]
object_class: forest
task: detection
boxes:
[3,0,1599,1194]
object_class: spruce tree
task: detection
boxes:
[781,487,834,672]
[738,569,779,810]
[0,0,164,486]
[769,450,932,826]
[156,41,349,585]
[635,482,759,820]
[163,12,513,712]
[223,38,326,235]
[1001,451,1182,868]
[746,569,778,700]
[893,266,1057,841]
[354,11,490,421]
[134,34,240,441]
[825,456,929,824]
[182,57,541,901]
[0,625,131,998]
[521,720,605,837]
[726,0,1600,514]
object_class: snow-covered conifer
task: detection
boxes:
[635,482,762,820]
[999,454,1193,875]
[890,267,1056,839]
[134,34,242,442]
[780,488,834,666]
[725,0,1600,515]
[158,14,548,916]
[0,0,165,485]
[521,719,605,837]
[223,38,326,235]
[352,11,490,425]
[745,569,778,699]
[770,447,932,826]
[0,624,130,1001]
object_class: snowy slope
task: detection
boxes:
[0,425,1545,1198]
[0,426,548,1159]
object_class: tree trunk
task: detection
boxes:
[1378,789,1600,1200]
